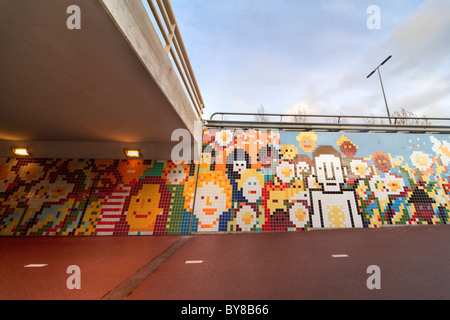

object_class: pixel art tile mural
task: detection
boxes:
[1,130,449,236]
[0,159,197,236]
[197,129,449,232]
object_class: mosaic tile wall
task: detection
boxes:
[0,159,197,236]
[0,129,449,236]
[197,129,449,232]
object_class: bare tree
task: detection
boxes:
[391,107,431,125]
[327,113,348,124]
[291,107,308,123]
[363,108,431,125]
[363,113,388,125]
[255,104,268,122]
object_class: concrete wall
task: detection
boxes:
[1,129,449,236]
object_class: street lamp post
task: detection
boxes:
[367,55,392,124]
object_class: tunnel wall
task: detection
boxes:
[1,129,449,236]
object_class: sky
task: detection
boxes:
[162,0,450,121]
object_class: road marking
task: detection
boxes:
[24,264,48,268]
[185,260,203,264]
[331,254,349,258]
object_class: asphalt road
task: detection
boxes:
[1,225,449,301]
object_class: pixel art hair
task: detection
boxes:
[183,171,233,212]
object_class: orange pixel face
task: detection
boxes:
[183,170,233,232]
[0,159,17,192]
[94,159,115,171]
[286,179,308,201]
[267,190,287,213]
[373,151,391,173]
[340,140,358,157]
[117,159,146,184]
[337,135,358,157]
[281,145,298,160]
[18,162,43,182]
[162,162,189,185]
[263,184,288,215]
[296,132,317,153]
[126,184,164,233]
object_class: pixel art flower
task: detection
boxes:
[276,161,295,184]
[27,178,74,209]
[215,130,233,147]
[289,202,310,229]
[410,151,432,171]
[235,205,257,231]
[369,173,405,201]
[350,159,371,178]
[430,136,450,166]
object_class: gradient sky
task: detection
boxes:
[157,0,450,120]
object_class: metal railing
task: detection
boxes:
[206,112,450,134]
[145,0,205,119]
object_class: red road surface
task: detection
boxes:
[0,236,181,300]
[1,225,449,300]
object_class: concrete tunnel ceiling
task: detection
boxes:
[0,0,197,159]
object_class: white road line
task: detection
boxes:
[24,264,48,268]
[331,254,349,258]
[185,260,203,264]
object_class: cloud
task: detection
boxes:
[288,0,450,118]
[375,0,450,116]
[172,0,450,119]
[392,75,450,116]
[386,0,450,76]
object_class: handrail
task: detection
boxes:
[206,112,450,134]
[145,0,205,119]
[210,112,450,124]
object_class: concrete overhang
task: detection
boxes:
[0,0,198,160]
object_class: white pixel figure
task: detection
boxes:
[310,146,363,229]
